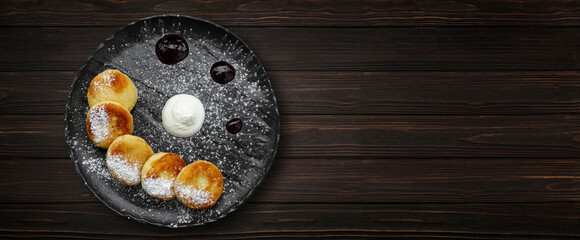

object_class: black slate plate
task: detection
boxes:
[64,15,279,227]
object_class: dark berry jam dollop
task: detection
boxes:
[226,118,243,134]
[155,34,189,65]
[210,61,236,84]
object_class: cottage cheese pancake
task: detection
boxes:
[86,101,133,149]
[141,152,186,201]
[106,135,154,186]
[174,160,223,209]
[87,69,138,111]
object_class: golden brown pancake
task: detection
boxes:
[174,160,223,209]
[106,135,154,186]
[141,152,186,201]
[87,69,138,111]
[86,101,133,149]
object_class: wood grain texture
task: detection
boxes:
[1,27,580,72]
[1,157,578,204]
[2,0,580,27]
[3,115,580,159]
[1,203,579,239]
[3,71,580,115]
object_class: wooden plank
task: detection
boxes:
[1,27,580,72]
[2,0,580,27]
[278,115,580,158]
[274,71,580,115]
[0,115,66,159]
[1,157,579,204]
[3,115,580,159]
[0,72,71,115]
[3,71,580,115]
[1,203,578,239]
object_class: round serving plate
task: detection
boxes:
[64,15,279,227]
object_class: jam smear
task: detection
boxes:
[155,34,189,65]
[226,118,242,134]
[210,61,236,84]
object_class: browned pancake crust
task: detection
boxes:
[142,153,186,179]
[88,69,130,95]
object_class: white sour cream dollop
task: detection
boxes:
[162,94,205,137]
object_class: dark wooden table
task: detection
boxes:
[2,1,580,238]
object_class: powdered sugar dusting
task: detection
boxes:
[88,104,111,143]
[142,177,175,199]
[175,183,212,207]
[107,154,141,185]
[82,156,111,179]
[94,71,115,91]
